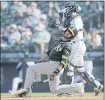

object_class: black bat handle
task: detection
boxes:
[31,79,49,89]
[31,81,43,88]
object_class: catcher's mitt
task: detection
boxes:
[48,17,60,28]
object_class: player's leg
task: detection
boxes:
[68,41,86,84]
[73,61,93,84]
[11,77,23,92]
[17,82,23,90]
[70,41,103,95]
[26,61,41,82]
[66,65,74,84]
[71,60,103,96]
[23,61,60,97]
[57,66,74,96]
[48,70,84,96]
[10,61,60,97]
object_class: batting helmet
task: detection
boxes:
[64,2,79,16]
[63,27,75,40]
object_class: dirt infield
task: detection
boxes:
[1,93,104,100]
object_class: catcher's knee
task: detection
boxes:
[67,66,74,76]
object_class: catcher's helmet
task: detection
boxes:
[64,2,79,16]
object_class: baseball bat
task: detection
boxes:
[10,79,49,97]
[31,79,49,88]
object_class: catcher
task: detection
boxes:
[56,2,103,96]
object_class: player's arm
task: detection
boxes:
[50,44,71,81]
[41,38,62,62]
[38,49,51,63]
[59,46,71,69]
[38,53,49,63]
[39,39,61,63]
[53,45,71,75]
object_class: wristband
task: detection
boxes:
[53,69,60,75]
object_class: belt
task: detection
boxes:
[50,59,60,62]
[70,62,83,68]
[72,39,84,43]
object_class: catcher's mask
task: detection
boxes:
[64,2,79,17]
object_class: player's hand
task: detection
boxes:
[35,60,42,64]
[50,73,56,81]
[50,68,61,81]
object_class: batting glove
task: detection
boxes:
[50,69,60,81]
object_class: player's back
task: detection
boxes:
[70,15,84,43]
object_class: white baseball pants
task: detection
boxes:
[24,61,84,96]
[68,40,86,83]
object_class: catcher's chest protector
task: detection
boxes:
[64,16,71,28]
[63,15,79,28]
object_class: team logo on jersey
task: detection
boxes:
[54,44,62,52]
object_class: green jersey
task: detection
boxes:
[46,38,71,69]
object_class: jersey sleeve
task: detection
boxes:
[60,44,71,69]
[46,49,50,56]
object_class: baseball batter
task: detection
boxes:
[58,2,103,96]
[12,28,84,97]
